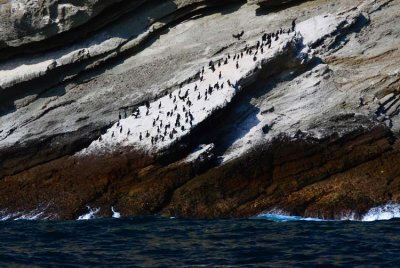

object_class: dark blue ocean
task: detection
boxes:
[0,215,399,267]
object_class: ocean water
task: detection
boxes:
[1,214,400,267]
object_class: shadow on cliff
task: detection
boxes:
[254,0,312,16]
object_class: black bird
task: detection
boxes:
[139,132,142,141]
[236,61,239,69]
[146,110,150,116]
[221,82,224,89]
[256,41,260,50]
[195,84,198,91]
[261,48,264,54]
[111,131,114,138]
[209,60,213,67]
[119,113,121,120]
[228,53,231,59]
[146,131,150,138]
[158,102,161,109]
[127,129,130,135]
[224,58,228,65]
[253,56,257,62]
[262,33,267,42]
[227,80,231,86]
[120,127,123,133]
[219,71,222,79]
[241,51,243,58]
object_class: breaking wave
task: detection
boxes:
[255,204,400,222]
[77,207,100,220]
[361,203,400,222]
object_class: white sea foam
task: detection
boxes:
[111,207,121,218]
[77,206,100,220]
[361,203,400,222]
[14,211,45,221]
[255,204,400,222]
[255,213,329,222]
[255,209,330,222]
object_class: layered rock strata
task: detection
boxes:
[0,0,399,220]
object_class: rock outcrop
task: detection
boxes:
[0,0,399,220]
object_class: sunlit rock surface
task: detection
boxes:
[0,0,399,220]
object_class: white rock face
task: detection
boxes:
[0,0,126,48]
[77,7,365,160]
[0,0,399,178]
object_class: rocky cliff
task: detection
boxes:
[0,0,399,220]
